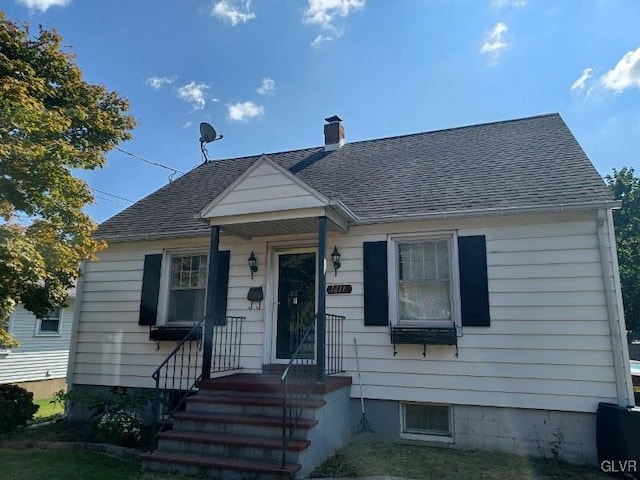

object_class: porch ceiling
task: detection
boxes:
[220,217,344,239]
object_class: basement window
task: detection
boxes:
[401,402,453,441]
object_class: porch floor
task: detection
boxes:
[196,370,352,394]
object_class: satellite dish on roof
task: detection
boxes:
[199,122,223,163]
[200,122,217,143]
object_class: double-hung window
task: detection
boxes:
[37,307,62,335]
[167,254,208,323]
[392,235,458,325]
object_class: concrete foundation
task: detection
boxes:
[350,399,597,465]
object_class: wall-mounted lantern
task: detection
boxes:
[248,251,258,279]
[331,246,341,276]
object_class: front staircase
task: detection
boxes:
[141,372,352,479]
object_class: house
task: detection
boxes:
[66,113,634,477]
[1,299,74,398]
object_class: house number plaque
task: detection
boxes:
[327,284,352,294]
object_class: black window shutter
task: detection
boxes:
[363,241,389,326]
[213,250,230,326]
[458,235,490,327]
[138,254,162,326]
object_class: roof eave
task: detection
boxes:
[352,200,622,225]
[96,200,620,243]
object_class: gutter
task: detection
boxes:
[353,200,621,225]
[596,209,635,407]
[98,200,620,243]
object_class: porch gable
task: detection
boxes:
[198,155,330,220]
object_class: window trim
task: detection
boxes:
[388,231,461,328]
[35,307,62,336]
[157,249,210,326]
[399,402,454,443]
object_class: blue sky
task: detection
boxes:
[4,0,640,223]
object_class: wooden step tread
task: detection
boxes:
[188,394,326,409]
[173,411,318,429]
[158,430,311,451]
[142,451,301,476]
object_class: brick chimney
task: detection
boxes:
[324,115,345,151]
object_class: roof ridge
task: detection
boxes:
[343,112,561,146]
[196,114,560,165]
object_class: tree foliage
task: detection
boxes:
[606,167,640,331]
[0,12,135,342]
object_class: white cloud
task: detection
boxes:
[211,0,256,25]
[145,76,176,90]
[304,0,365,45]
[601,46,640,93]
[177,82,210,110]
[570,68,594,92]
[311,34,336,46]
[491,0,527,7]
[228,101,264,122]
[182,121,193,129]
[14,0,70,12]
[257,77,276,95]
[480,22,508,62]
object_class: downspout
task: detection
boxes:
[597,209,635,407]
[66,260,87,394]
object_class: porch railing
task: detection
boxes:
[151,315,244,446]
[280,312,345,467]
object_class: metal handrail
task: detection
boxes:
[280,316,317,467]
[279,312,345,466]
[151,317,205,446]
[150,315,245,448]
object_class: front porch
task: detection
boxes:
[144,371,352,479]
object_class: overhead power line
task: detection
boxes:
[90,188,134,204]
[114,147,184,182]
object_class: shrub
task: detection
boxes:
[0,384,39,433]
[96,410,144,447]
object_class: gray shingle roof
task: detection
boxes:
[97,113,614,241]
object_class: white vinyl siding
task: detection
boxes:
[0,302,73,384]
[70,211,619,413]
[71,239,266,389]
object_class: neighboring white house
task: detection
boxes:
[0,300,74,397]
[66,114,633,468]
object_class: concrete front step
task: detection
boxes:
[157,430,310,462]
[186,393,326,417]
[172,411,317,438]
[142,451,300,480]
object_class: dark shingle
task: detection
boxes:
[96,114,613,240]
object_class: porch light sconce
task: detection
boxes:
[331,246,341,276]
[248,251,258,279]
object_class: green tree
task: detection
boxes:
[0,12,136,345]
[606,167,640,331]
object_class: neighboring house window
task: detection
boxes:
[37,307,62,335]
[167,254,208,323]
[391,235,458,325]
[401,402,452,440]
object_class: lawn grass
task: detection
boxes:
[0,421,612,479]
[0,450,197,480]
[310,443,611,480]
[33,396,65,421]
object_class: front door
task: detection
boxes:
[275,251,316,360]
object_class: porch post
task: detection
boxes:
[317,216,327,382]
[202,225,220,380]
